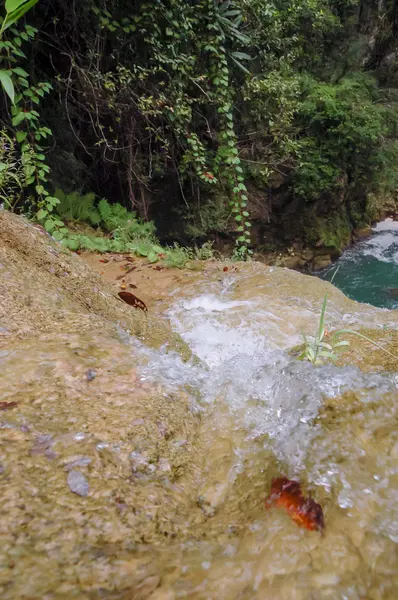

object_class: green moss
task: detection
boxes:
[302,206,351,253]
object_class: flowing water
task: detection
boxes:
[1,215,398,599]
[321,219,398,309]
[141,268,398,599]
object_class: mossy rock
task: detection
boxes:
[302,206,351,254]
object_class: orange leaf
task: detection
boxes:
[265,477,324,532]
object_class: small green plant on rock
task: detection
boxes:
[299,292,398,366]
[298,293,349,365]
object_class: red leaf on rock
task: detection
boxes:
[99,259,109,263]
[118,291,147,312]
[223,266,228,272]
[0,401,18,411]
[265,477,324,532]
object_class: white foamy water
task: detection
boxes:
[372,218,398,232]
[362,231,398,263]
[360,219,398,264]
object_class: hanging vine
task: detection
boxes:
[205,0,252,257]
[68,0,253,256]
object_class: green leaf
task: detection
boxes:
[12,47,27,58]
[317,294,328,341]
[52,230,64,241]
[135,244,149,257]
[63,237,79,251]
[44,219,55,233]
[147,251,159,263]
[222,10,241,18]
[333,340,350,348]
[317,341,333,350]
[228,29,250,45]
[12,66,28,77]
[0,70,15,104]
[15,130,27,142]
[318,350,337,360]
[2,0,39,33]
[307,347,316,361]
[36,209,47,220]
[231,51,252,61]
[231,56,251,75]
[11,111,25,126]
[6,0,28,11]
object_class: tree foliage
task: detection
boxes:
[1,0,398,255]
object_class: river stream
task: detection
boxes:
[321,219,398,309]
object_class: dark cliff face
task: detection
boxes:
[361,0,398,75]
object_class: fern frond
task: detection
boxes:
[98,198,114,230]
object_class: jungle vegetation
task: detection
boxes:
[1,0,398,259]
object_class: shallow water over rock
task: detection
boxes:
[1,213,398,599]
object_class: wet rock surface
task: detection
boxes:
[0,210,190,357]
[1,212,398,599]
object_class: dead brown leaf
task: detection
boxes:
[118,292,148,312]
